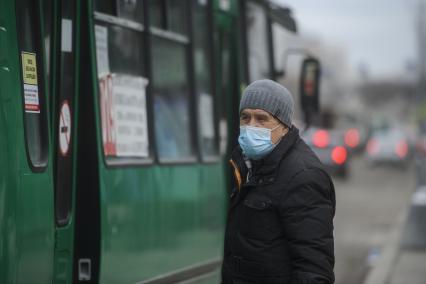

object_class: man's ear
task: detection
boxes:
[282,125,289,137]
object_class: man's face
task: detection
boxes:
[240,108,289,144]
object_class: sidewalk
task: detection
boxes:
[364,186,426,284]
[387,249,426,284]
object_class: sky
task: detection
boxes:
[274,0,419,79]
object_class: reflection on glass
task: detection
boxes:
[167,0,187,35]
[117,0,143,24]
[246,2,270,82]
[151,37,193,160]
[148,0,187,35]
[94,0,115,14]
[148,0,164,28]
[95,22,144,76]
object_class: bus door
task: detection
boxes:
[3,0,54,283]
[49,0,79,283]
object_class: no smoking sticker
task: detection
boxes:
[59,101,71,156]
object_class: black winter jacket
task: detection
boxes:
[222,126,335,284]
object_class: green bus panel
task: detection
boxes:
[0,0,55,283]
[97,164,227,283]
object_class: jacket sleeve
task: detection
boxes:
[279,168,336,284]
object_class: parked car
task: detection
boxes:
[301,127,350,178]
[365,128,411,168]
[415,133,426,185]
[334,113,372,154]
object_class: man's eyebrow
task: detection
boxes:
[254,113,272,119]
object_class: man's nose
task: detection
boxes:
[247,118,259,127]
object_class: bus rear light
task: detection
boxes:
[313,130,329,148]
[331,146,347,165]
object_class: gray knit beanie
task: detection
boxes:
[239,79,294,127]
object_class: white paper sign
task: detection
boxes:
[199,93,215,139]
[100,74,149,158]
[95,25,110,77]
[113,75,149,157]
[24,84,40,113]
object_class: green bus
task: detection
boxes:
[0,0,318,283]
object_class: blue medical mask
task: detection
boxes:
[238,125,280,160]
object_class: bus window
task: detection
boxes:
[94,0,115,15]
[149,1,195,162]
[117,0,144,24]
[167,0,188,35]
[105,26,144,76]
[148,0,165,29]
[245,1,271,82]
[193,0,218,158]
[151,37,194,161]
[94,1,151,164]
[149,0,188,35]
[16,0,49,170]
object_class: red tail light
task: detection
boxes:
[395,140,408,158]
[344,128,360,148]
[331,146,347,165]
[313,130,329,148]
[367,139,379,155]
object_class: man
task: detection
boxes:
[222,79,335,284]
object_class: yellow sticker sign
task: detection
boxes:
[21,52,38,85]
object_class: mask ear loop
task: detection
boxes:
[272,124,289,145]
[271,124,281,131]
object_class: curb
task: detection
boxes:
[363,205,409,284]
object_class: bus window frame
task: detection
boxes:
[15,0,50,173]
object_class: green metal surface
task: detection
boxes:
[85,1,230,281]
[0,0,247,283]
[0,0,55,283]
[97,164,226,283]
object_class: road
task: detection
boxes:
[333,154,416,284]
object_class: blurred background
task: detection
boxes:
[266,0,426,283]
